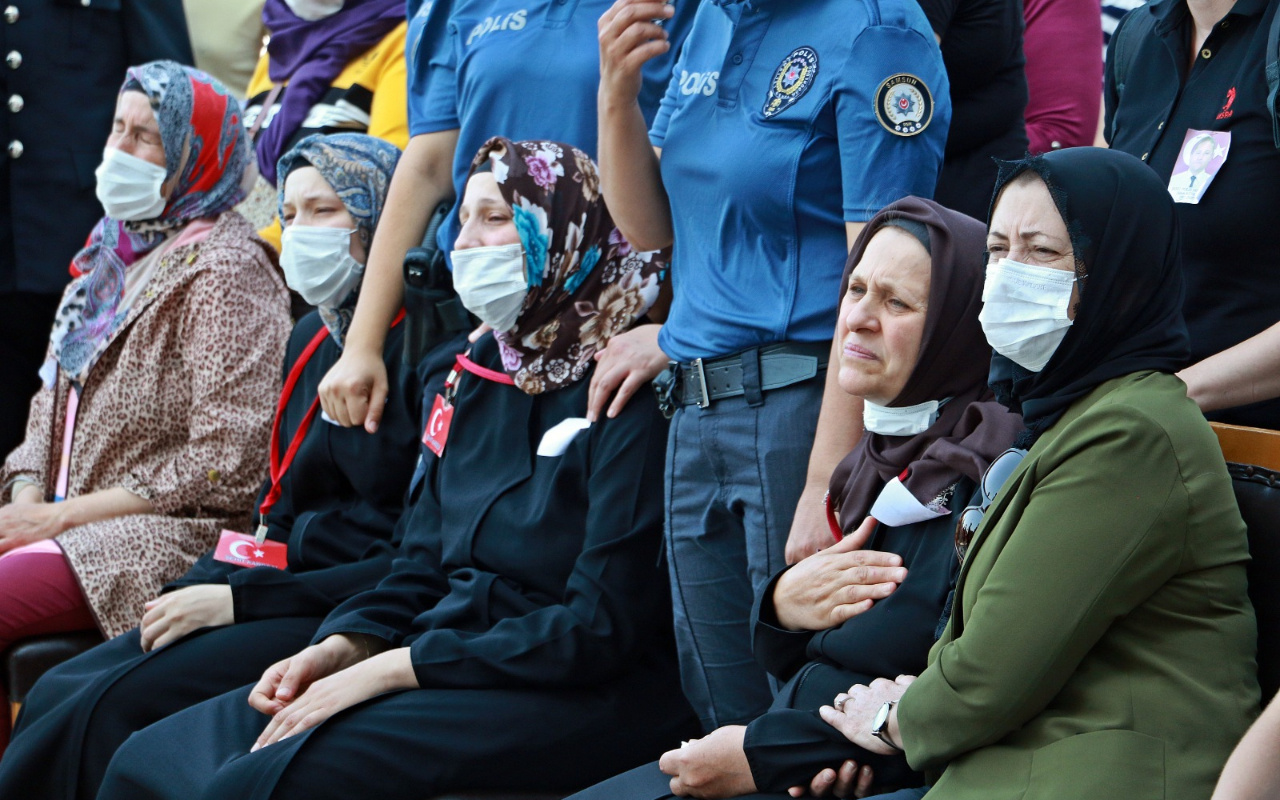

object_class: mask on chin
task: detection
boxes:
[282,0,345,21]
[450,243,528,333]
[280,225,364,309]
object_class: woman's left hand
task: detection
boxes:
[0,501,68,552]
[658,725,756,799]
[139,585,234,651]
[819,676,916,755]
[252,647,416,751]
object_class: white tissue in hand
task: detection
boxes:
[537,417,592,457]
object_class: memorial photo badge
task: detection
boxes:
[875,74,933,136]
[763,46,818,118]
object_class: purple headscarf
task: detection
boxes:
[256,0,404,183]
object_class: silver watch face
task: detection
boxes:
[872,701,891,733]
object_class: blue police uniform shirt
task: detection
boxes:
[651,0,950,363]
[408,0,696,261]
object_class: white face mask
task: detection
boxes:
[95,147,168,221]
[283,0,344,21]
[979,258,1076,373]
[450,243,528,332]
[280,225,364,308]
[862,399,941,436]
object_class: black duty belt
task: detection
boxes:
[654,341,829,417]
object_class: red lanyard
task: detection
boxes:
[825,491,844,542]
[441,349,515,404]
[256,310,405,542]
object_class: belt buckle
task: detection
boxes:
[691,357,711,409]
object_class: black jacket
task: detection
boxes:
[2,0,192,294]
[744,480,977,793]
[313,331,680,690]
[170,313,427,621]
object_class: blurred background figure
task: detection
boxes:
[0,0,191,462]
[182,0,267,100]
[239,0,408,244]
[1022,0,1103,153]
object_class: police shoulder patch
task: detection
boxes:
[763,47,819,119]
[874,74,933,137]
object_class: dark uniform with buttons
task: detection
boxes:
[1105,0,1280,428]
[0,0,191,456]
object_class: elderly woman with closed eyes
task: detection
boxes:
[0,61,290,752]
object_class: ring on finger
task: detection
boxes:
[833,694,848,712]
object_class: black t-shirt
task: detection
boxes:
[1106,0,1280,428]
[918,0,1030,219]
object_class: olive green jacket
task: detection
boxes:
[897,371,1258,800]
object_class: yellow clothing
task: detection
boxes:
[248,22,409,250]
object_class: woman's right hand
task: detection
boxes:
[789,760,875,799]
[772,518,907,632]
[248,634,369,716]
[598,0,674,103]
[318,347,388,433]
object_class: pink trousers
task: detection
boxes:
[0,543,96,754]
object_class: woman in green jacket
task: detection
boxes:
[819,147,1258,800]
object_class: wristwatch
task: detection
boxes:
[871,701,903,752]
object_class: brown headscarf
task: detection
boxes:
[829,197,1023,532]
[469,137,668,395]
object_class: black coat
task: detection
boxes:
[94,332,699,800]
[0,314,432,800]
[1,0,192,294]
[562,482,977,800]
[743,482,976,794]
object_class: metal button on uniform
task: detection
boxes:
[1050,140,1061,149]
[731,53,743,65]
[1201,48,1212,59]
[1141,152,1149,161]
[7,140,21,159]
[5,51,19,69]
[7,94,20,113]
[207,469,221,483]
[3,6,17,23]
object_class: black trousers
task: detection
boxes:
[0,291,61,459]
[0,618,321,800]
[98,657,699,800]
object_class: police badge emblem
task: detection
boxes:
[763,46,819,118]
[874,74,933,136]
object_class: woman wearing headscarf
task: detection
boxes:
[818,147,1258,800]
[563,197,1023,800]
[0,60,290,747]
[0,133,426,799]
[96,137,698,800]
[238,0,407,244]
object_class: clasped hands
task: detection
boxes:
[246,634,414,751]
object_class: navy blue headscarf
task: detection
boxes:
[987,147,1191,447]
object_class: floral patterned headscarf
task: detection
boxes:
[471,137,668,395]
[276,133,401,345]
[53,61,252,381]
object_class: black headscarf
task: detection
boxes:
[987,148,1191,448]
[830,197,1023,531]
